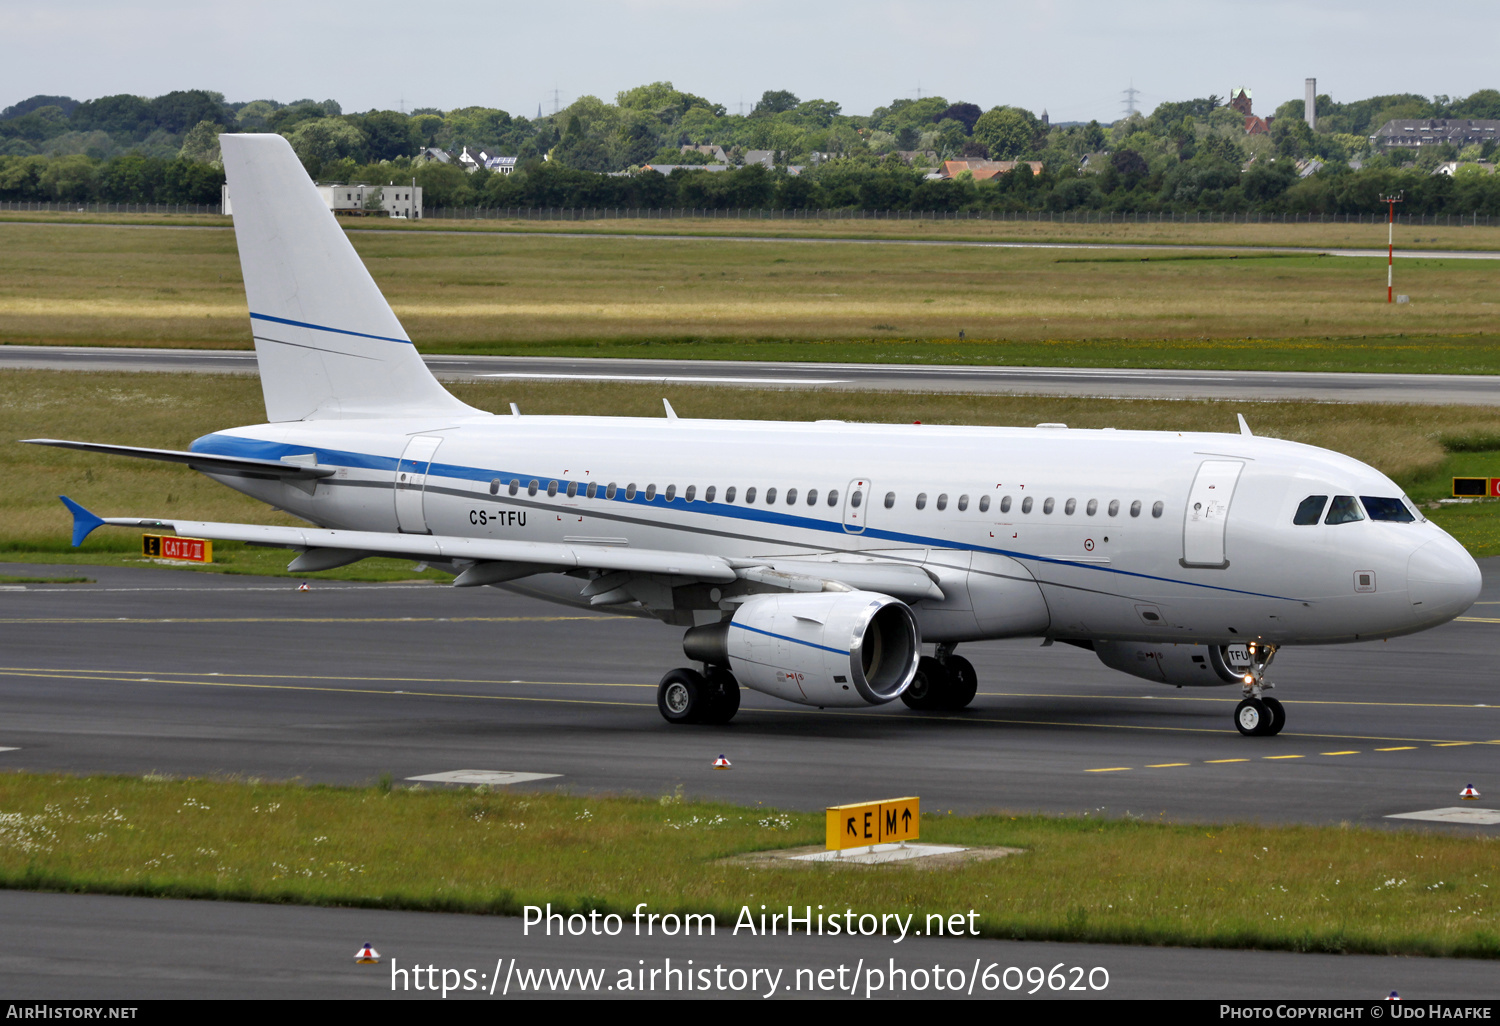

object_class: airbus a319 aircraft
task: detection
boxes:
[31,135,1482,735]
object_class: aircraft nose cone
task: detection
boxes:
[1407,536,1482,624]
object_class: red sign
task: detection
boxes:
[142,534,213,563]
[1491,478,1500,498]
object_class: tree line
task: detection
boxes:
[4,85,1500,213]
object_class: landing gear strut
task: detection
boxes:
[1233,643,1283,736]
[657,666,740,725]
[900,644,978,711]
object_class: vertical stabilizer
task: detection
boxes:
[220,134,479,422]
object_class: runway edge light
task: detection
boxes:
[297,582,310,592]
[1461,784,1481,800]
[355,943,380,964]
[712,755,731,769]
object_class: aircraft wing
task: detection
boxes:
[60,498,939,605]
[25,439,335,481]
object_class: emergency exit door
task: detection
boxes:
[1181,460,1243,568]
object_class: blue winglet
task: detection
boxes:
[59,495,105,548]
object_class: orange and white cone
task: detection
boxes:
[355,943,380,964]
[712,755,731,769]
[1461,784,1481,800]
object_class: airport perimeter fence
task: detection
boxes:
[0,201,223,215]
[3,201,1499,227]
[424,207,1500,227]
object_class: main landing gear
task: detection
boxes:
[900,644,978,711]
[1232,642,1284,737]
[657,666,740,725]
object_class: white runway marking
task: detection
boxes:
[406,770,561,786]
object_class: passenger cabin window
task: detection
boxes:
[1152,501,1164,518]
[510,479,520,496]
[665,484,676,501]
[704,485,715,502]
[625,483,637,499]
[936,493,948,511]
[1293,495,1328,525]
[1362,496,1415,523]
[587,482,598,499]
[915,492,928,510]
[806,489,818,506]
[1043,498,1055,514]
[883,492,895,508]
[1064,498,1076,515]
[998,496,1010,513]
[489,479,500,495]
[827,489,839,506]
[979,495,990,512]
[528,480,539,496]
[1086,499,1097,516]
[1021,496,1033,513]
[786,488,797,505]
[684,485,697,502]
[606,482,617,499]
[1325,495,1365,525]
[745,487,756,503]
[1130,500,1141,517]
[547,480,558,497]
[765,487,777,504]
[645,484,657,500]
[1108,499,1119,516]
[566,481,578,498]
[725,486,736,503]
[958,494,969,511]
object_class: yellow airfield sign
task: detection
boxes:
[825,797,919,850]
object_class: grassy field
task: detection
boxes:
[4,370,1499,562]
[0,772,1495,957]
[4,221,1500,373]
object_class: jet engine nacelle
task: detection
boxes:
[684,591,920,708]
[1093,640,1252,687]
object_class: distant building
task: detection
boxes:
[1244,115,1272,136]
[681,144,729,163]
[1372,119,1500,151]
[641,163,734,174]
[484,155,517,174]
[1229,88,1253,117]
[415,147,451,164]
[741,149,776,168]
[1434,160,1497,176]
[221,183,423,219]
[939,159,1044,180]
[1305,78,1317,129]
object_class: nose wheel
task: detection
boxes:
[1233,644,1284,736]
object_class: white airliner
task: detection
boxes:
[31,135,1482,736]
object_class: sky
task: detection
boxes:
[5,0,1499,122]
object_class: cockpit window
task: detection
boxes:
[1324,495,1365,525]
[1293,495,1328,525]
[1361,496,1416,523]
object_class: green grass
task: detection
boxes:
[0,574,91,583]
[0,772,1495,957]
[5,221,1500,373]
[3,369,1498,560]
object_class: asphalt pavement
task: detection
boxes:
[5,346,1500,405]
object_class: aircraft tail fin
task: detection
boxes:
[220,134,478,422]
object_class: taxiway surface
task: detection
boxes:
[1,560,1496,827]
[4,346,1500,405]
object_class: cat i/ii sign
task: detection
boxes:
[825,797,919,850]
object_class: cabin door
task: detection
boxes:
[394,435,444,534]
[1181,460,1243,568]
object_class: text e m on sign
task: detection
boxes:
[824,797,919,851]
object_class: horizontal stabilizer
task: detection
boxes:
[25,439,335,480]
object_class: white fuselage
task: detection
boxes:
[190,414,1481,650]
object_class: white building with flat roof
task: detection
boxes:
[222,182,423,218]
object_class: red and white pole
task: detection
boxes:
[1381,192,1403,303]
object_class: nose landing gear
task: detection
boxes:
[1232,643,1283,736]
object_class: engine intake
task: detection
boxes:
[683,591,920,707]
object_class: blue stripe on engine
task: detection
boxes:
[249,312,412,345]
[187,432,1302,601]
[730,621,848,656]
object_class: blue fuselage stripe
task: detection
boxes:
[730,620,848,656]
[189,432,1300,601]
[249,312,412,346]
